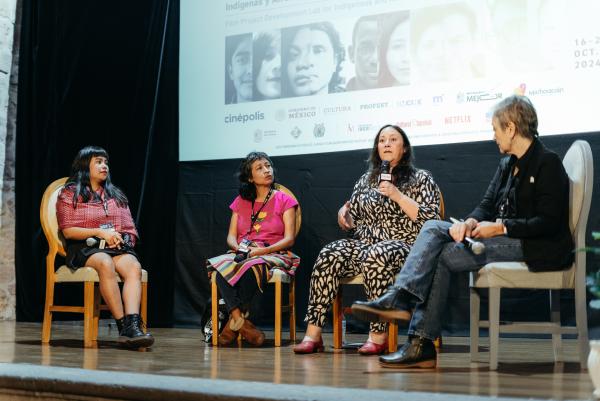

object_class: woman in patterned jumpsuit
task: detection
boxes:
[294,125,440,355]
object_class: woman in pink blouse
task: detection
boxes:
[56,146,154,349]
[207,152,299,346]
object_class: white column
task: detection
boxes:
[0,0,19,320]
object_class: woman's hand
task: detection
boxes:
[337,201,354,231]
[378,181,402,203]
[448,218,477,242]
[248,246,268,258]
[449,218,477,242]
[97,229,123,249]
[472,221,504,239]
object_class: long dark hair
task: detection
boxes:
[65,146,128,208]
[237,151,275,201]
[367,125,417,188]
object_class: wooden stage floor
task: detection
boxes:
[0,321,593,400]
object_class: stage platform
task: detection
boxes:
[0,321,593,400]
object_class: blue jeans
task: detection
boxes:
[393,220,525,340]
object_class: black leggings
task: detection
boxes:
[215,267,267,313]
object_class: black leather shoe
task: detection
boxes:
[351,288,411,323]
[379,336,437,369]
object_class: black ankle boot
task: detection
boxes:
[115,317,125,333]
[379,336,437,369]
[351,287,412,323]
[118,314,155,348]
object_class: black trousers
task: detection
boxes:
[215,267,267,313]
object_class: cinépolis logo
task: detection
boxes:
[224,111,265,124]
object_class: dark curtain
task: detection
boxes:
[175,133,600,333]
[15,0,179,326]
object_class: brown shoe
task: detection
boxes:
[217,316,238,346]
[238,318,265,346]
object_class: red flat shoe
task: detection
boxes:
[358,339,387,355]
[293,337,324,354]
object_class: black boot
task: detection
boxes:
[351,287,412,323]
[115,317,125,333]
[379,336,437,369]
[118,314,155,348]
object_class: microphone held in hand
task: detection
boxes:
[379,160,392,183]
[86,237,106,249]
[449,217,486,255]
[464,236,485,255]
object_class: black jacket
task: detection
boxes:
[467,139,574,271]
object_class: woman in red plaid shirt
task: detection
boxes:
[56,146,154,348]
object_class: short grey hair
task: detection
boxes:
[492,95,538,139]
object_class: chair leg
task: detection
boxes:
[575,276,590,369]
[550,289,563,362]
[275,279,282,347]
[92,285,101,341]
[42,279,55,344]
[470,287,481,362]
[83,281,95,348]
[141,281,148,332]
[388,322,398,353]
[289,279,296,342]
[211,273,219,347]
[488,287,500,370]
[332,288,343,349]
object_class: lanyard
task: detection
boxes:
[245,187,274,237]
[499,165,517,219]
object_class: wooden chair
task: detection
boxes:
[41,177,148,348]
[211,183,301,347]
[470,140,593,370]
[333,191,445,352]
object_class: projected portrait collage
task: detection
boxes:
[224,0,576,105]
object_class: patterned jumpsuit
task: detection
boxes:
[304,170,440,332]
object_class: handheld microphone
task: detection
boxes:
[86,237,106,249]
[379,160,392,183]
[449,217,486,255]
[464,236,485,255]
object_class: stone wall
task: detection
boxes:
[0,0,19,320]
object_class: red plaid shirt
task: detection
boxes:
[56,186,138,246]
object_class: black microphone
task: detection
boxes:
[379,160,392,183]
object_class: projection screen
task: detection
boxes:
[180,0,600,161]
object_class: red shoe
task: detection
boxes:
[293,337,324,354]
[358,339,387,355]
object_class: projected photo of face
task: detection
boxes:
[347,16,381,91]
[282,22,345,97]
[411,3,482,83]
[253,31,282,100]
[225,33,253,104]
[490,0,531,74]
[536,0,568,71]
[379,11,411,87]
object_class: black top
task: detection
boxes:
[467,138,574,271]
